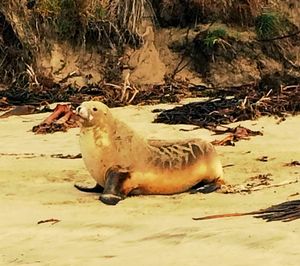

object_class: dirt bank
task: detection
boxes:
[1,0,299,91]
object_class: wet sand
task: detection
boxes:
[0,102,299,266]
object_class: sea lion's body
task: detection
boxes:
[123,139,223,195]
[76,101,224,204]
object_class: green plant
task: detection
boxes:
[255,12,281,39]
[95,4,106,19]
[203,28,227,49]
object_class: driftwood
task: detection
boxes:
[210,125,263,146]
[32,104,79,134]
[0,105,36,118]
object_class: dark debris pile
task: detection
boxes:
[154,85,300,127]
[0,78,199,111]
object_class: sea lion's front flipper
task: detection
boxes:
[74,183,104,193]
[99,166,129,205]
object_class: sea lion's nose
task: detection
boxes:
[76,106,81,114]
[76,105,89,119]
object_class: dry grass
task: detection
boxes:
[35,0,152,44]
[191,0,264,17]
[158,0,266,26]
[0,0,154,86]
[0,3,33,85]
[197,0,265,24]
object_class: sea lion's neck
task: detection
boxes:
[90,122,113,148]
[85,116,136,147]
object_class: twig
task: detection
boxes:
[193,211,258,220]
[220,179,298,194]
[121,72,131,102]
[37,218,60,225]
[257,29,300,42]
[104,83,122,89]
[171,27,191,78]
[59,71,80,84]
[284,161,300,167]
[51,153,82,159]
[127,86,139,104]
[281,85,299,91]
[25,63,39,86]
[250,179,298,191]
[223,164,235,168]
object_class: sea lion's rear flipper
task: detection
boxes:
[74,183,104,193]
[189,183,219,194]
[99,166,129,206]
[189,179,222,194]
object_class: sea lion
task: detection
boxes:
[75,101,224,205]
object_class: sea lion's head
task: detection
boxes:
[76,101,112,127]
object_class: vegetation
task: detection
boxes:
[56,0,81,40]
[38,0,61,15]
[203,28,227,50]
[255,12,281,39]
[34,0,151,46]
[0,0,299,90]
[0,13,32,85]
[154,0,263,26]
[193,27,235,64]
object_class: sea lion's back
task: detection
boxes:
[147,138,216,171]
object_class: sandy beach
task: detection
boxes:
[0,101,299,266]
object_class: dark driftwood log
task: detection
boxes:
[0,105,36,118]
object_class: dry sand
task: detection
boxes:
[0,101,299,266]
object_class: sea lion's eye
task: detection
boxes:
[92,107,98,112]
